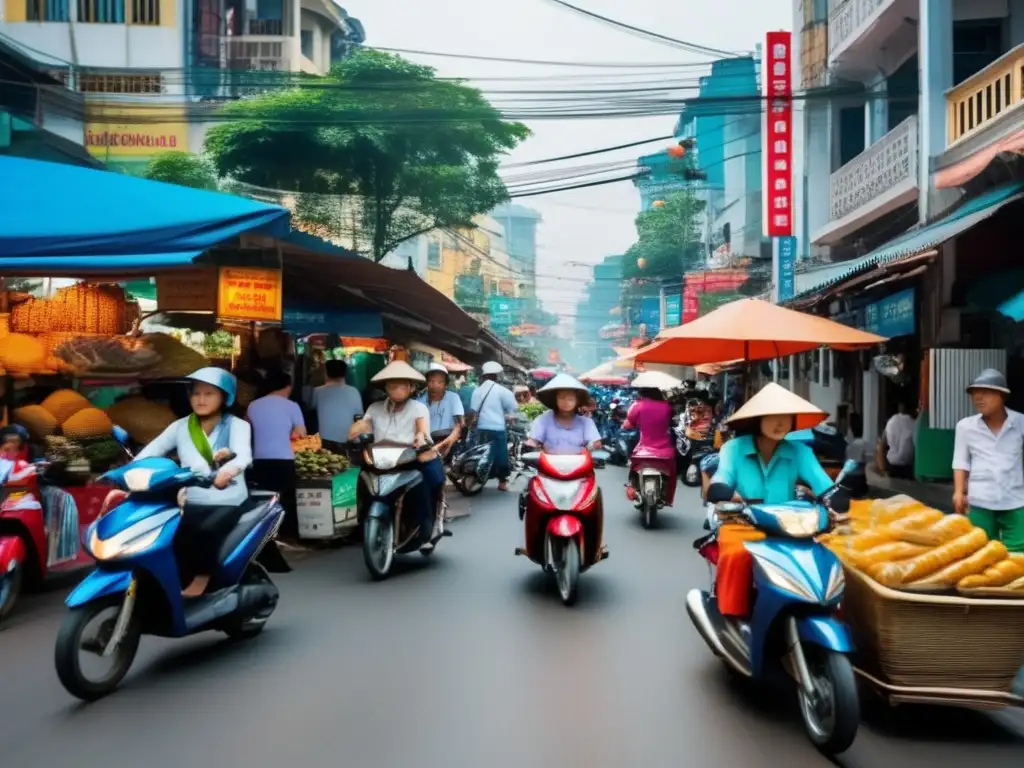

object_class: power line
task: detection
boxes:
[539,0,741,58]
[364,44,710,69]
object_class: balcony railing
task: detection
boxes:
[947,43,1024,147]
[829,115,918,222]
[828,0,888,56]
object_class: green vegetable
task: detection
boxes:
[519,402,547,420]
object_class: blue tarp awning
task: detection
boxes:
[0,157,290,274]
[792,181,1024,301]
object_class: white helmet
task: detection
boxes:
[481,361,503,376]
[426,363,449,378]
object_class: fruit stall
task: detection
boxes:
[821,496,1024,708]
[291,434,359,541]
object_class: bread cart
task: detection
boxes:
[842,565,1024,709]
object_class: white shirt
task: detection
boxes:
[364,399,429,443]
[469,380,518,431]
[884,413,916,466]
[952,408,1024,511]
[136,416,252,506]
[417,390,465,432]
[312,382,364,442]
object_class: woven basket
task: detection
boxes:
[843,565,1024,692]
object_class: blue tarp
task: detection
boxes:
[0,157,290,273]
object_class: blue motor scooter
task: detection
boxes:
[54,428,286,701]
[687,459,860,756]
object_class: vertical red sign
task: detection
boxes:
[764,31,793,238]
[682,278,700,324]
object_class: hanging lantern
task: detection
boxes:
[652,200,666,208]
[637,257,648,270]
[667,145,685,159]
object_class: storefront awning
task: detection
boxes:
[790,180,1024,302]
[0,157,289,271]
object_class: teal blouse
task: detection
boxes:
[711,434,833,503]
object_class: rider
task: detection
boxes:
[0,424,30,461]
[470,361,519,491]
[417,362,465,458]
[622,372,676,505]
[525,374,602,455]
[349,361,446,549]
[135,367,253,597]
[709,383,843,622]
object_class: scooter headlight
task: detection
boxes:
[89,509,178,560]
[122,468,155,492]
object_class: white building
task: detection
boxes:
[0,0,363,171]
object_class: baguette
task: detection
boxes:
[958,558,1024,589]
[848,541,930,570]
[879,509,944,538]
[896,514,975,547]
[910,541,1008,589]
[868,528,988,587]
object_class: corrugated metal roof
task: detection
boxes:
[790,181,1024,301]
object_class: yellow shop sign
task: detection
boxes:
[85,103,188,159]
[217,267,283,323]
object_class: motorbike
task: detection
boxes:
[627,453,671,529]
[0,458,106,624]
[515,448,610,606]
[54,430,286,701]
[351,434,451,580]
[687,459,860,756]
[676,399,716,487]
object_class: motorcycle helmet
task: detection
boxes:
[481,361,503,376]
[187,366,238,407]
[425,362,450,381]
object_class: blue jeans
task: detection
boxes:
[419,457,446,530]
[479,429,509,481]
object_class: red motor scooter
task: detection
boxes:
[515,449,610,606]
[0,459,111,624]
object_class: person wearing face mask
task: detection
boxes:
[135,367,253,596]
[709,383,838,621]
[349,361,446,550]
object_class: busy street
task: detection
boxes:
[1,472,1022,768]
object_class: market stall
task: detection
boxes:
[822,496,1024,708]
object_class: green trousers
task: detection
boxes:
[969,506,1024,553]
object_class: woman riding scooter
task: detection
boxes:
[709,383,846,623]
[135,367,254,597]
[623,372,677,509]
[349,361,447,551]
[525,374,602,456]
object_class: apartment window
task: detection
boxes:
[77,0,125,23]
[953,19,1005,85]
[130,0,159,24]
[427,241,442,269]
[837,107,865,167]
[77,73,163,94]
[26,0,70,21]
[300,30,314,60]
[887,54,919,131]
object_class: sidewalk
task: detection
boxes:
[866,466,954,512]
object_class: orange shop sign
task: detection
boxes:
[156,269,218,312]
[217,267,283,322]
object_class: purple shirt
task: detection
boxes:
[247,395,306,460]
[529,411,601,455]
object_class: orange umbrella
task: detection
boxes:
[635,298,886,365]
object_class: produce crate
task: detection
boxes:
[842,565,1024,694]
[296,470,359,540]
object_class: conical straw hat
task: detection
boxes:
[371,360,426,386]
[726,382,826,431]
[536,373,588,409]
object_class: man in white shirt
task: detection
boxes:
[312,359,363,448]
[881,401,916,479]
[952,369,1024,553]
[417,363,464,456]
[470,361,519,491]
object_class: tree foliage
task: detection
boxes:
[204,50,530,262]
[623,189,706,284]
[143,151,219,190]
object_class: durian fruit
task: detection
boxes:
[0,333,46,374]
[62,407,114,439]
[41,389,91,424]
[105,397,176,444]
[13,404,58,439]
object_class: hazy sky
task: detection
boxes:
[344,0,790,318]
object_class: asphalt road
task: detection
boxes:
[1,466,1023,768]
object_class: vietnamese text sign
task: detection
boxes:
[864,288,915,338]
[665,293,682,326]
[764,31,793,237]
[85,104,189,159]
[156,269,217,312]
[217,267,283,322]
[776,236,797,302]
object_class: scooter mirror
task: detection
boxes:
[706,482,734,503]
[112,425,130,446]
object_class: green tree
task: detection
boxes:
[623,189,706,283]
[143,151,219,190]
[204,49,530,262]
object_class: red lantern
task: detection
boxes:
[667,145,685,159]
[637,257,647,270]
[652,200,666,208]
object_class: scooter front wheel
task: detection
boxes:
[54,596,140,701]
[0,558,24,624]
[551,537,580,606]
[453,475,485,496]
[797,648,859,756]
[362,517,395,581]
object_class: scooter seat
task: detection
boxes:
[217,499,274,564]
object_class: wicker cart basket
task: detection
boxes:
[842,565,1024,695]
